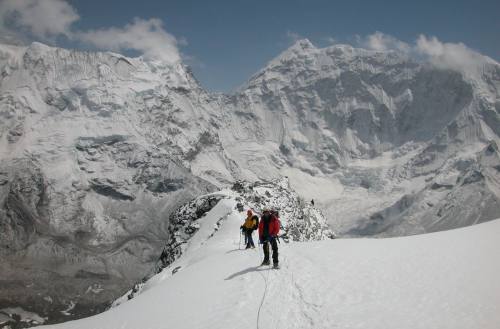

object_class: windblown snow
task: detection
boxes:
[39,192,500,329]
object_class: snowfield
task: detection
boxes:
[39,192,500,329]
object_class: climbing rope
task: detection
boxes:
[256,263,271,329]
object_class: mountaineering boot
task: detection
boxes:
[273,262,279,269]
[261,259,270,266]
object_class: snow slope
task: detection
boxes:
[39,192,500,329]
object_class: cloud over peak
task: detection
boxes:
[415,35,492,74]
[0,0,78,40]
[78,18,181,64]
[359,31,494,76]
[361,31,411,53]
[0,0,181,64]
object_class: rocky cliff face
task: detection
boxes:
[0,39,499,326]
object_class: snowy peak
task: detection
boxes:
[0,41,198,92]
[242,39,414,94]
[223,36,500,241]
[274,38,316,60]
[288,38,316,52]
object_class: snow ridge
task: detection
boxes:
[118,178,333,304]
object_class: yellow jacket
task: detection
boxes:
[242,216,256,229]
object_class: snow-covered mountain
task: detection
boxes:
[221,39,500,236]
[0,39,499,325]
[37,194,500,329]
[0,42,219,324]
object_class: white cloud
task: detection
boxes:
[361,31,410,53]
[415,35,490,74]
[78,18,181,64]
[355,32,494,76]
[0,0,182,64]
[0,0,79,40]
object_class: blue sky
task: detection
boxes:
[2,0,498,91]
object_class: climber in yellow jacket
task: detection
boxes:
[240,209,258,249]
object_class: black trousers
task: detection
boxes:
[262,238,278,264]
[244,230,255,247]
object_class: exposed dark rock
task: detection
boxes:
[146,178,184,193]
[0,160,48,252]
[431,182,454,190]
[74,270,111,280]
[76,135,128,151]
[231,181,244,193]
[89,178,135,201]
[7,122,23,143]
[462,170,484,185]
[279,144,291,155]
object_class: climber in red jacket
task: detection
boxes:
[258,209,280,268]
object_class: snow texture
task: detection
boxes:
[39,194,500,329]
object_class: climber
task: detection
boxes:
[240,209,257,249]
[258,209,280,268]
